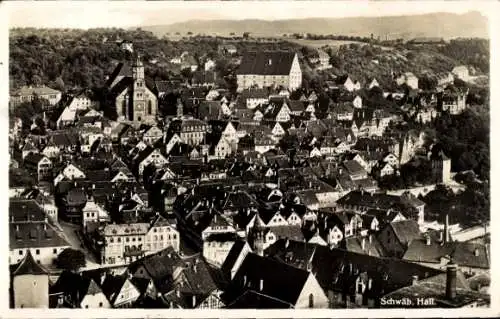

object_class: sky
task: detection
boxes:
[4,1,495,29]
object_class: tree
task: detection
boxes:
[55,248,86,272]
[243,32,250,39]
[54,76,65,91]
[180,67,193,80]
[419,75,437,91]
[32,74,42,86]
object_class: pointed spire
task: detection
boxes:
[134,52,143,67]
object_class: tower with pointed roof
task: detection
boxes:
[110,53,158,124]
[248,213,267,256]
[131,53,147,122]
[12,250,49,308]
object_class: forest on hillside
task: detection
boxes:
[10,28,489,93]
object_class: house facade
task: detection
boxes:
[236,51,302,92]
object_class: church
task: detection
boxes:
[106,54,158,124]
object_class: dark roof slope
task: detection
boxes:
[228,253,310,305]
[13,250,48,276]
[237,51,296,76]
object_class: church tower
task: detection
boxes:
[12,250,49,308]
[249,213,266,256]
[431,149,451,184]
[132,53,147,122]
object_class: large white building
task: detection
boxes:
[10,85,62,108]
[100,215,180,265]
[9,199,71,266]
[236,51,302,92]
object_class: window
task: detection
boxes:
[36,249,40,255]
[117,238,121,243]
[148,101,152,115]
[126,238,130,242]
[122,99,127,116]
[173,234,177,239]
[85,305,89,309]
[110,238,114,243]
[53,248,57,254]
[309,294,314,308]
[19,250,23,255]
[99,302,103,307]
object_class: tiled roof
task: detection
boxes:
[103,223,149,236]
[10,221,70,249]
[403,239,490,269]
[9,199,46,222]
[237,51,296,76]
[12,85,61,97]
[345,235,387,258]
[337,190,424,210]
[229,253,311,306]
[384,272,490,307]
[387,220,422,247]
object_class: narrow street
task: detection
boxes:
[58,221,100,269]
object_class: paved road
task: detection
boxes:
[58,221,100,268]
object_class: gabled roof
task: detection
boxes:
[24,153,48,166]
[229,253,311,306]
[385,220,421,247]
[237,51,296,76]
[52,271,104,304]
[12,249,48,276]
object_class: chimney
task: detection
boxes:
[176,289,180,298]
[426,235,431,246]
[439,231,444,242]
[368,278,373,290]
[369,234,373,243]
[446,263,457,300]
[474,248,480,257]
[192,295,196,307]
[268,59,272,66]
[259,279,264,291]
[361,237,366,250]
[100,272,106,285]
[285,239,290,248]
[412,275,419,285]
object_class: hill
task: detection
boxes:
[142,11,488,40]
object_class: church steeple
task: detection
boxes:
[249,212,266,256]
[132,53,144,81]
